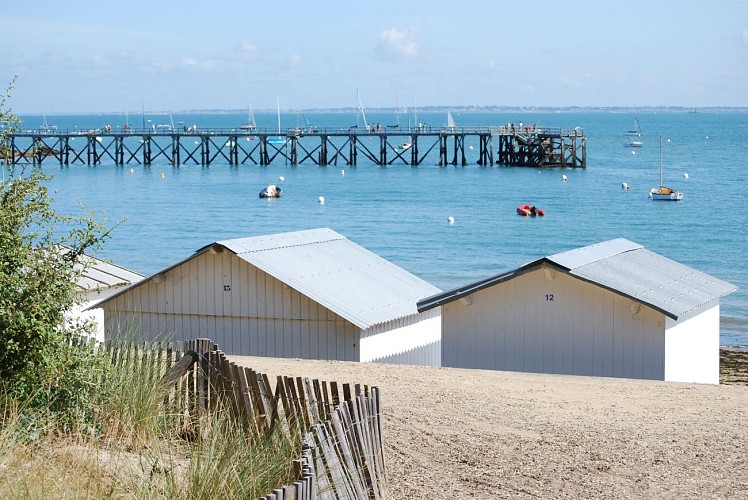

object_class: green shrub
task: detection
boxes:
[1,79,118,425]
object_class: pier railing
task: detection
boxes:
[14,125,582,137]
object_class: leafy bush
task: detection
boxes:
[1,79,116,424]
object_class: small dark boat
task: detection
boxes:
[259,184,282,198]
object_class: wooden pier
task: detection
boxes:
[2,126,586,168]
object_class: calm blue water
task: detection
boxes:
[15,110,748,345]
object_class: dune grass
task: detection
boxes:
[0,345,299,499]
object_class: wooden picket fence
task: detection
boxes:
[102,338,387,499]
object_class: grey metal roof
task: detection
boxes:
[51,245,144,292]
[551,239,737,319]
[216,228,441,329]
[547,238,643,269]
[418,238,737,320]
[74,254,144,291]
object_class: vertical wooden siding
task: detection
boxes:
[103,251,359,361]
[442,267,665,380]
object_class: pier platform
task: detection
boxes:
[2,126,586,168]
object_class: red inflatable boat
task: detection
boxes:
[516,204,545,216]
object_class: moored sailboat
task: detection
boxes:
[627,117,643,137]
[40,114,57,133]
[239,105,257,131]
[446,110,456,130]
[624,117,643,147]
[649,135,683,201]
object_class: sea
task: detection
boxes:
[13,110,748,346]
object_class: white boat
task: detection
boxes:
[152,112,175,133]
[40,114,57,133]
[239,105,256,131]
[446,110,456,130]
[627,117,643,137]
[259,184,282,198]
[399,142,412,150]
[624,117,643,147]
[649,135,683,201]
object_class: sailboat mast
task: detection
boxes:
[243,103,256,128]
[276,98,281,135]
[357,89,369,131]
[395,89,399,127]
[659,135,663,188]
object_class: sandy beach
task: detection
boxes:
[230,350,748,499]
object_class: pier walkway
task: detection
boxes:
[2,125,586,168]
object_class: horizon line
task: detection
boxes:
[17,105,748,116]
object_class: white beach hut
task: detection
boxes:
[94,228,442,366]
[417,239,737,383]
[70,251,145,342]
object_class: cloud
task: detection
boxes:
[90,54,111,67]
[235,39,260,56]
[289,54,302,66]
[156,43,257,74]
[558,74,583,88]
[375,28,421,60]
[17,36,263,87]
[743,30,748,44]
[151,61,176,74]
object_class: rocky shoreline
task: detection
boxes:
[720,346,748,385]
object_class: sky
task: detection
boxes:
[2,0,747,114]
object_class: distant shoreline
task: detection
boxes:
[21,106,748,117]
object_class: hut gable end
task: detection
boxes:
[443,266,666,379]
[424,238,736,382]
[95,228,441,366]
[103,250,351,324]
